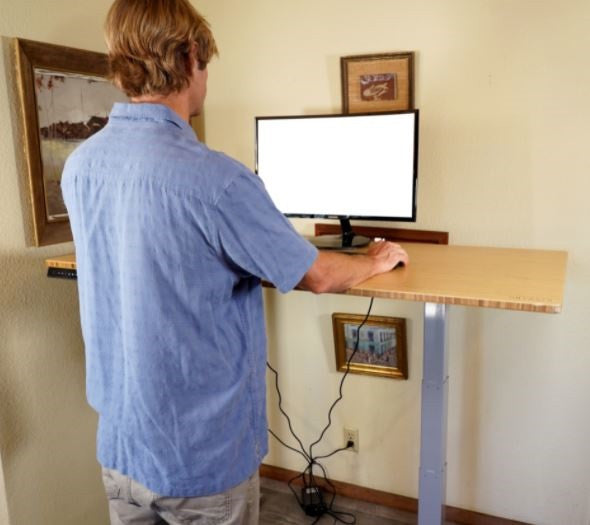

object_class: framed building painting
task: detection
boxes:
[332,313,408,379]
[14,38,127,246]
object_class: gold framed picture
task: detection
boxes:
[14,38,127,246]
[332,313,408,379]
[340,52,414,114]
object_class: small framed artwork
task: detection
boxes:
[332,313,408,379]
[14,38,127,246]
[340,52,414,114]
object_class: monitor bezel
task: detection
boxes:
[255,109,419,223]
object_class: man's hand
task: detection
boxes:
[366,241,409,274]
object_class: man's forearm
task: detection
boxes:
[298,251,380,293]
[298,242,408,294]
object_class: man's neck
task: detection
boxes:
[131,91,191,122]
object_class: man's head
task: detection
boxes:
[104,0,218,99]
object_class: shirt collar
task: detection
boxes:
[109,102,194,135]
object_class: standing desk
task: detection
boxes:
[46,242,568,524]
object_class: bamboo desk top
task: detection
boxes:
[46,243,568,314]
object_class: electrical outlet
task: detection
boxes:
[343,428,359,452]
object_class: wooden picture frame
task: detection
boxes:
[341,52,414,114]
[14,38,127,246]
[332,313,408,379]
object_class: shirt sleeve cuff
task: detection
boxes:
[276,242,319,294]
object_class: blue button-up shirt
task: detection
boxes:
[61,103,317,497]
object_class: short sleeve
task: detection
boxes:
[213,170,318,293]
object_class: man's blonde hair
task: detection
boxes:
[104,0,218,97]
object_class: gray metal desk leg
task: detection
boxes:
[418,303,449,525]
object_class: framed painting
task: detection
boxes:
[341,52,414,114]
[332,313,408,379]
[14,38,127,246]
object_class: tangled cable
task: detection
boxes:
[267,298,375,523]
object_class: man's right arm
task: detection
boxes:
[298,241,408,294]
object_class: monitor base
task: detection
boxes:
[307,218,371,250]
[308,233,371,250]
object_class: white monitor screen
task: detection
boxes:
[255,111,418,221]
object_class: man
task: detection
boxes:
[62,0,408,523]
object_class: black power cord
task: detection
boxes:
[267,297,375,524]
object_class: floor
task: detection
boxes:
[259,477,459,525]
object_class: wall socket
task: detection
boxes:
[343,428,359,452]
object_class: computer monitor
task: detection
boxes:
[255,110,419,248]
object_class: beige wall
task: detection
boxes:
[0,1,113,524]
[0,462,9,525]
[197,1,590,524]
[1,1,589,524]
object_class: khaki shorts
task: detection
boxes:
[102,467,260,525]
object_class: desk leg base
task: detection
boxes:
[418,303,449,525]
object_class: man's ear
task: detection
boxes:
[186,42,198,74]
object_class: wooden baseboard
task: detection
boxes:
[260,464,530,525]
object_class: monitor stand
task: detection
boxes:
[308,219,371,250]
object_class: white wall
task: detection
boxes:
[197,1,590,523]
[0,1,114,524]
